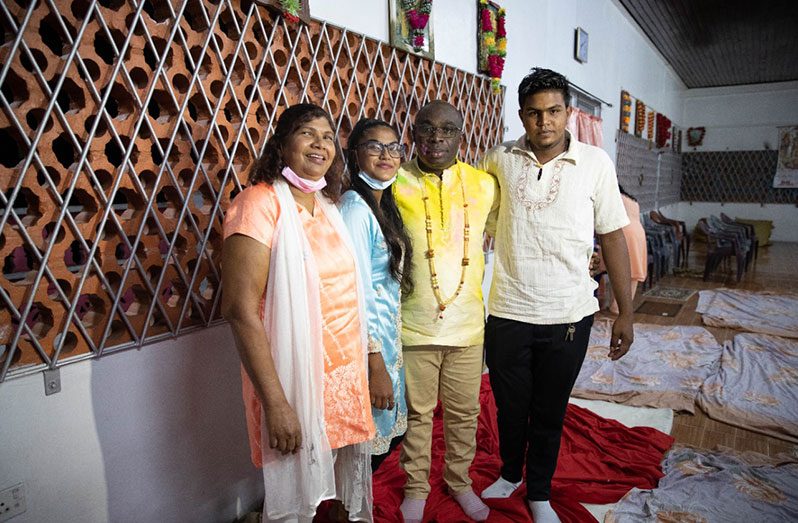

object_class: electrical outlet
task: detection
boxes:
[0,483,26,522]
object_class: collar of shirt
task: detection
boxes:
[510,130,580,167]
[405,157,464,181]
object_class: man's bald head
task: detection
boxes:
[416,100,464,128]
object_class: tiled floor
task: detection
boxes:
[597,241,798,457]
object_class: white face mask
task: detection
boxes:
[281,165,327,193]
[358,170,397,190]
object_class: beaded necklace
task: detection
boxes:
[417,167,470,319]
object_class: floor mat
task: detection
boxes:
[642,286,697,301]
[572,321,723,412]
[606,446,798,522]
[698,332,798,443]
[697,289,798,338]
[635,300,683,317]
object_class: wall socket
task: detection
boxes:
[0,483,26,522]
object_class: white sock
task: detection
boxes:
[481,477,522,499]
[528,500,561,523]
[400,497,426,523]
[453,489,490,522]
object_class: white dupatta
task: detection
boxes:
[258,179,372,522]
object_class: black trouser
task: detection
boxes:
[371,434,404,472]
[485,314,593,501]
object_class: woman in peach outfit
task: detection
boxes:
[609,185,647,314]
[221,104,374,522]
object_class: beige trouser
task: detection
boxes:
[400,344,484,499]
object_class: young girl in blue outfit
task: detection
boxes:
[339,118,413,470]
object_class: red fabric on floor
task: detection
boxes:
[371,375,673,522]
[319,375,673,522]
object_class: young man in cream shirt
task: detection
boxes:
[478,68,635,523]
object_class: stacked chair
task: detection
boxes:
[720,213,759,262]
[698,215,757,281]
[643,234,658,291]
[642,213,679,288]
[650,210,690,269]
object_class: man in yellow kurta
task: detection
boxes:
[393,101,499,523]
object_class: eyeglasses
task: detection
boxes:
[416,124,462,139]
[357,140,406,158]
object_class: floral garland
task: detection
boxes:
[655,112,672,148]
[634,99,645,137]
[401,0,433,51]
[479,0,506,93]
[279,0,301,23]
[686,127,705,147]
[646,110,655,142]
[620,90,631,133]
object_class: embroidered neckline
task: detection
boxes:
[515,156,564,211]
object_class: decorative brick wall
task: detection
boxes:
[681,150,798,204]
[0,0,505,381]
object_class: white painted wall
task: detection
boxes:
[681,81,798,152]
[674,81,798,242]
[500,0,685,160]
[0,2,716,522]
[660,201,798,243]
[0,326,263,523]
[314,0,686,161]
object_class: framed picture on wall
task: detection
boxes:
[687,127,706,147]
[574,27,589,63]
[389,0,435,60]
[477,1,500,73]
[254,0,311,23]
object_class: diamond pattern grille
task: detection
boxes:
[0,0,505,381]
[657,150,682,208]
[681,151,798,204]
[615,131,682,212]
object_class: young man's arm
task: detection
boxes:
[598,229,634,360]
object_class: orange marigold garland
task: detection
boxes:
[646,110,655,142]
[634,99,645,137]
[620,90,632,133]
[479,0,506,93]
[402,0,433,51]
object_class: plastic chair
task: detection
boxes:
[707,215,752,273]
[650,210,690,268]
[696,219,735,281]
[642,215,676,275]
[720,213,758,262]
[700,217,747,281]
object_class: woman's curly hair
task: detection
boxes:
[248,103,345,202]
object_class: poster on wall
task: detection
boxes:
[774,126,798,188]
[389,0,435,60]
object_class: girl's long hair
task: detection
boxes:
[346,119,414,295]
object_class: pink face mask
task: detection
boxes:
[280,165,327,193]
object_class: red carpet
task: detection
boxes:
[374,375,672,522]
[322,374,674,522]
